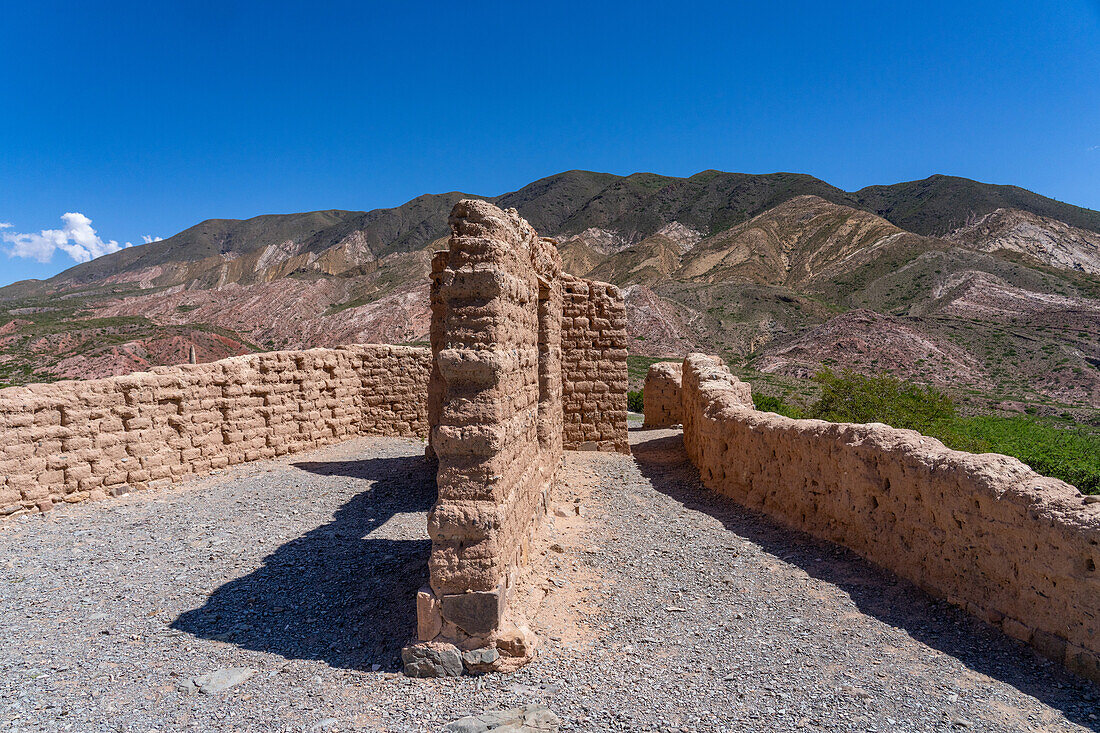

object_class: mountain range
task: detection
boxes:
[2,170,1098,410]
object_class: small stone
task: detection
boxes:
[549,543,564,553]
[186,667,256,694]
[1084,495,1100,504]
[401,642,463,678]
[495,624,538,659]
[462,646,500,674]
[416,585,442,641]
[110,485,133,497]
[443,704,559,732]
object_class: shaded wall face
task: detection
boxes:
[422,202,627,655]
[0,345,432,516]
[560,274,630,453]
[679,353,1100,684]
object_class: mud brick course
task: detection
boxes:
[560,274,629,453]
[0,344,430,516]
[642,361,683,427]
[677,352,1100,683]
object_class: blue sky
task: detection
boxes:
[1,0,1098,287]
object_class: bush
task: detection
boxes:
[751,393,803,419]
[627,390,644,413]
[809,369,957,435]
[948,415,1100,495]
[802,370,1100,494]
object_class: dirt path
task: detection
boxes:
[1,430,1096,732]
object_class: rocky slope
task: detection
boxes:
[947,208,1100,275]
[2,169,1098,407]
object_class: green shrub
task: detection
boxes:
[809,369,958,433]
[947,415,1100,495]
[751,393,803,419]
[627,390,644,413]
[802,370,1100,494]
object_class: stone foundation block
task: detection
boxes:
[441,587,505,637]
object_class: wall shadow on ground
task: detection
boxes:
[630,428,1100,730]
[172,454,435,672]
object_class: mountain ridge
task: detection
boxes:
[8,169,1099,297]
[1,169,1098,412]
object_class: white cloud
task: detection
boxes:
[0,222,12,229]
[142,235,163,244]
[1,212,134,264]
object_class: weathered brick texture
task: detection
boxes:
[0,344,430,516]
[680,353,1100,683]
[423,200,564,657]
[561,274,629,453]
[642,361,683,427]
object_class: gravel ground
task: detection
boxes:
[2,430,1098,732]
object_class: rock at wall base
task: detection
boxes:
[492,623,539,672]
[461,646,500,674]
[441,588,504,637]
[401,641,463,678]
[417,585,443,641]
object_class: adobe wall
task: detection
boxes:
[642,361,683,427]
[420,200,564,668]
[679,353,1100,683]
[0,344,431,517]
[560,274,630,453]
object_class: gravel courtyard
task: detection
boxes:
[2,430,1097,732]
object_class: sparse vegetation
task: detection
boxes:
[802,370,1100,494]
[751,393,803,419]
[627,390,644,412]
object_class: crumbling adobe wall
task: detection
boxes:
[642,361,683,427]
[680,353,1100,683]
[560,274,629,453]
[0,344,430,517]
[420,201,563,667]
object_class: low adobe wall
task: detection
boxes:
[561,274,629,453]
[0,344,431,516]
[679,353,1100,683]
[642,361,683,427]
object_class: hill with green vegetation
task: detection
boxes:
[2,169,1098,421]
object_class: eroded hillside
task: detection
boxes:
[2,169,1098,410]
